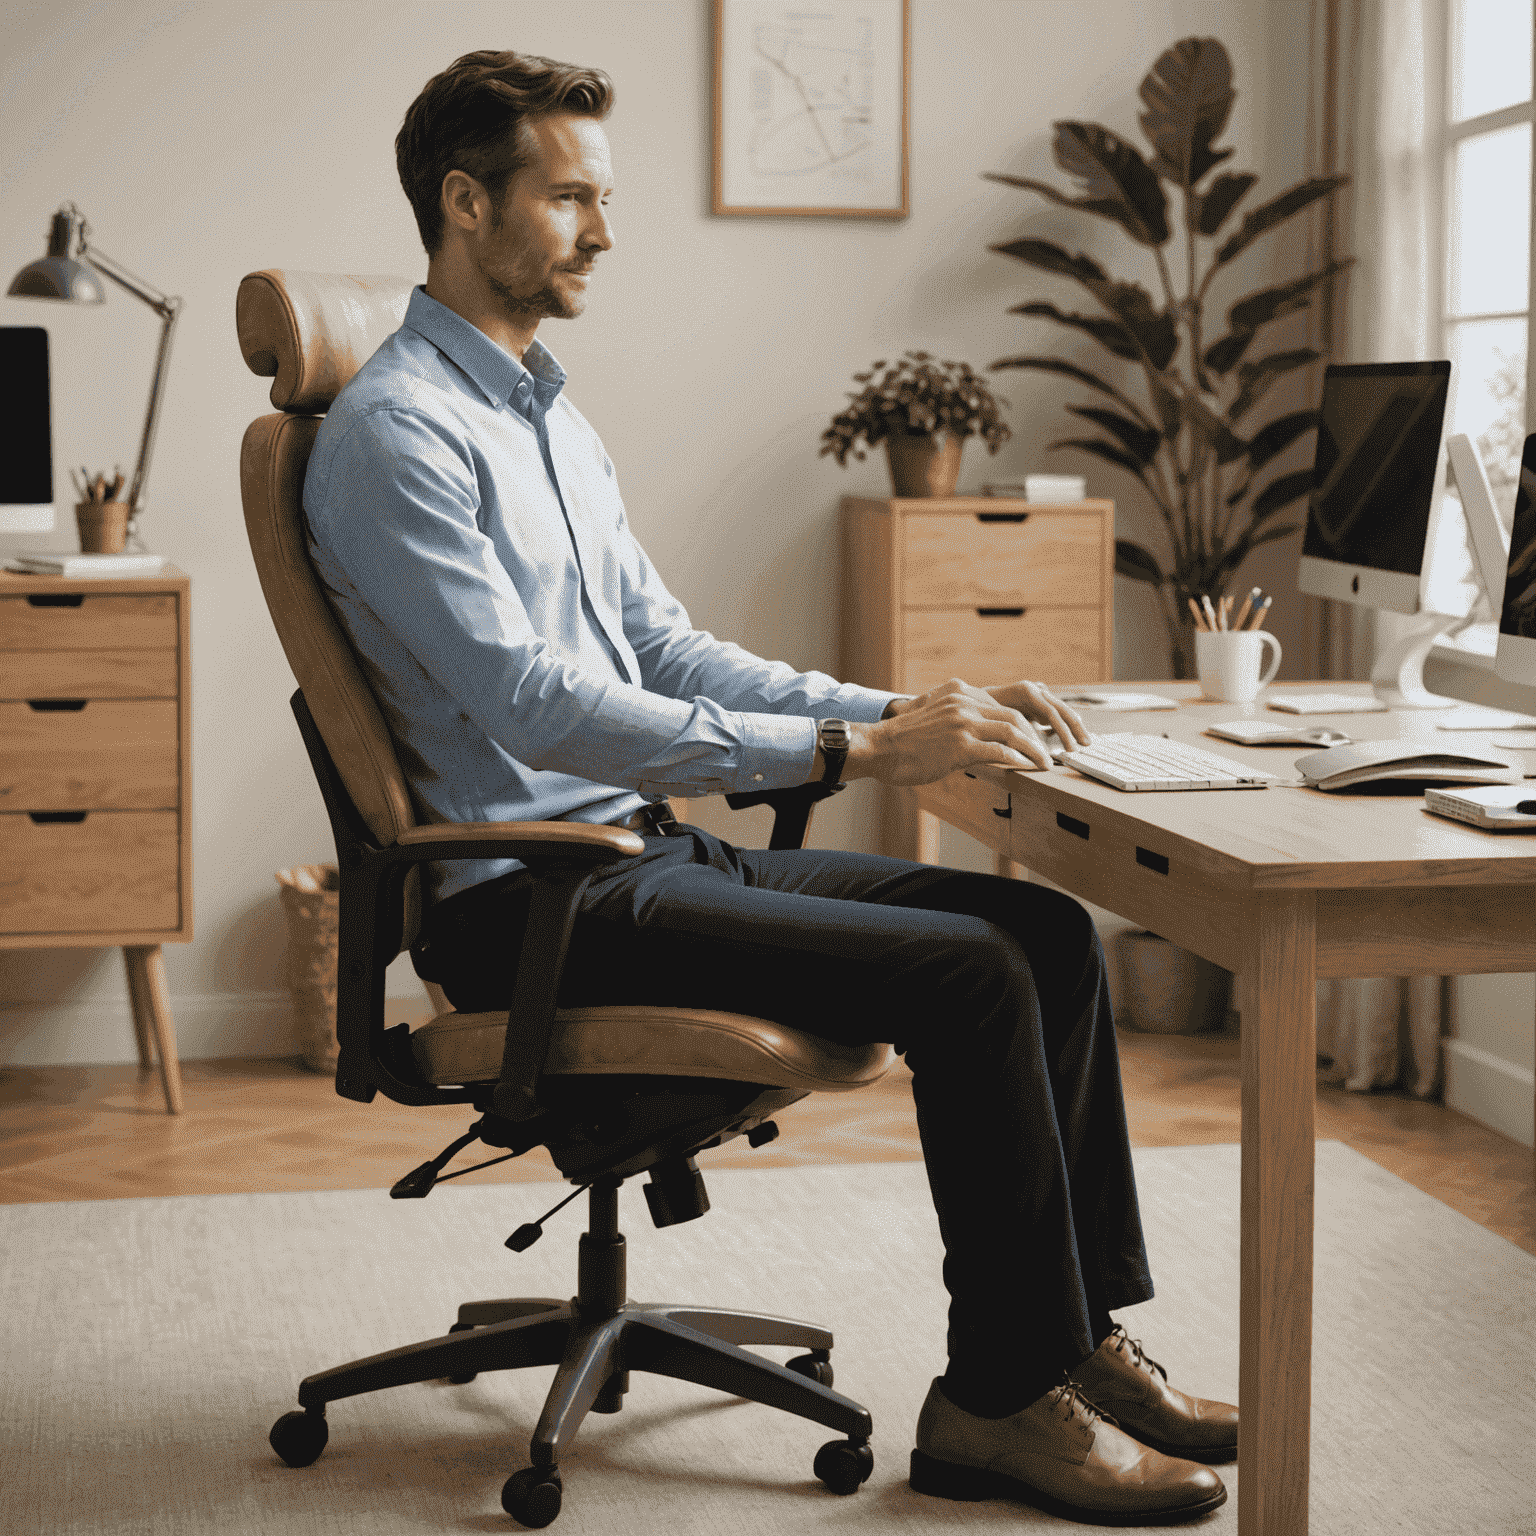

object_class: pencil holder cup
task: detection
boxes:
[75,501,130,554]
[1195,628,1282,702]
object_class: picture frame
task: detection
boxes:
[712,0,910,219]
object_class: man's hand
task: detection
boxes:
[984,679,1091,749]
[844,677,1089,787]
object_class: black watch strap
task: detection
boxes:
[816,718,851,785]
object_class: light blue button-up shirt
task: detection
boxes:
[303,286,898,903]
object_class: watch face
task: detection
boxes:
[822,718,851,749]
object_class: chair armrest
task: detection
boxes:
[393,819,644,866]
[724,781,845,851]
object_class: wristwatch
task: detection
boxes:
[815,717,851,784]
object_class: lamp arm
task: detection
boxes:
[79,240,183,521]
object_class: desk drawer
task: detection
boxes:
[0,810,180,934]
[0,700,179,810]
[902,608,1104,692]
[2,649,177,701]
[0,593,177,651]
[901,512,1104,607]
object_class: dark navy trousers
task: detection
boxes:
[413,825,1153,1411]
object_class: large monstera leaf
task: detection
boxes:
[1137,37,1235,188]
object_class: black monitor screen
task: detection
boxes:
[1499,432,1536,640]
[1302,360,1450,576]
[0,327,54,504]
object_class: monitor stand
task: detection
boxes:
[1370,613,1467,708]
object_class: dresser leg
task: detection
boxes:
[124,954,155,1070]
[123,945,184,1114]
[993,853,1031,880]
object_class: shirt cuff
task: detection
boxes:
[736,712,820,791]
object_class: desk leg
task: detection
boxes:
[1237,892,1316,1536]
[123,945,184,1115]
[882,785,940,864]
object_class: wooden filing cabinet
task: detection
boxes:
[0,566,192,1111]
[840,495,1114,860]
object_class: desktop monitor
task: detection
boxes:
[0,326,56,532]
[1297,360,1452,615]
[1494,432,1536,687]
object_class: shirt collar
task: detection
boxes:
[402,285,566,419]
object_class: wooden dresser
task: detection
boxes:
[0,566,192,1111]
[840,495,1114,859]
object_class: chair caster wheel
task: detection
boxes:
[787,1352,833,1388]
[502,1465,563,1528]
[269,1408,328,1467]
[814,1437,873,1495]
[446,1320,478,1384]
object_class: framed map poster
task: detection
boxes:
[712,0,910,218]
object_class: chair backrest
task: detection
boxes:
[236,269,422,942]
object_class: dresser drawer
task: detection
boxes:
[0,593,177,651]
[0,700,179,810]
[2,649,177,701]
[902,512,1104,608]
[0,810,180,934]
[902,608,1105,693]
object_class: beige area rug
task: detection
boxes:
[2,1142,1532,1535]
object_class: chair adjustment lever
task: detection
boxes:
[506,1181,593,1252]
[389,1124,485,1199]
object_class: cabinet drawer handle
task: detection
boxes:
[976,607,1025,618]
[976,512,1029,524]
[28,811,89,823]
[25,593,85,608]
[1057,812,1090,840]
[26,699,88,711]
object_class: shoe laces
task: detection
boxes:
[1049,1372,1120,1430]
[1108,1324,1167,1383]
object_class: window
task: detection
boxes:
[1433,0,1534,646]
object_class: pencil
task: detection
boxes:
[1201,594,1219,630]
[1248,595,1273,630]
[1232,586,1260,631]
[1187,596,1208,631]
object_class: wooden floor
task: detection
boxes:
[2,1025,1532,1256]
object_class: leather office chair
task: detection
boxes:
[235,269,893,1528]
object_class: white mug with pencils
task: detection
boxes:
[1189,587,1281,703]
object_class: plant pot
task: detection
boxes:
[76,501,130,554]
[885,433,963,497]
[1114,930,1232,1034]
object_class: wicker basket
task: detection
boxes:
[275,863,340,1072]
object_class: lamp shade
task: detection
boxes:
[7,255,105,303]
[8,207,106,302]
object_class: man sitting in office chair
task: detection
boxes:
[301,49,1236,1527]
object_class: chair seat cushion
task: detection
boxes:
[410,1005,895,1092]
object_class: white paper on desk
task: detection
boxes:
[1058,691,1178,711]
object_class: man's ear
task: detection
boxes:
[440,169,487,236]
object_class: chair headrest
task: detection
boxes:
[236,269,415,413]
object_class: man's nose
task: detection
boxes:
[582,206,614,252]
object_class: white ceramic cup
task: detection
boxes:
[1195,628,1282,703]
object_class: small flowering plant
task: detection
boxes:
[820,351,1012,465]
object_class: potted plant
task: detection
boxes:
[984,36,1351,677]
[820,351,1012,497]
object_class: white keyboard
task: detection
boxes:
[1059,733,1283,791]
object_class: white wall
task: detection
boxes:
[0,0,1312,1065]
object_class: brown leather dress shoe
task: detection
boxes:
[1070,1326,1239,1464]
[911,1375,1226,1526]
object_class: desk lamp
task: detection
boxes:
[7,202,183,549]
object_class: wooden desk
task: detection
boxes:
[0,566,192,1112]
[915,682,1536,1536]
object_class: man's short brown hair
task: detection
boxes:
[396,50,614,257]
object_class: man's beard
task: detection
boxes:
[484,265,582,321]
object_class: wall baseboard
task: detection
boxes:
[1443,1038,1535,1149]
[0,992,432,1068]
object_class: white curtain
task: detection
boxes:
[1307,0,1447,1098]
